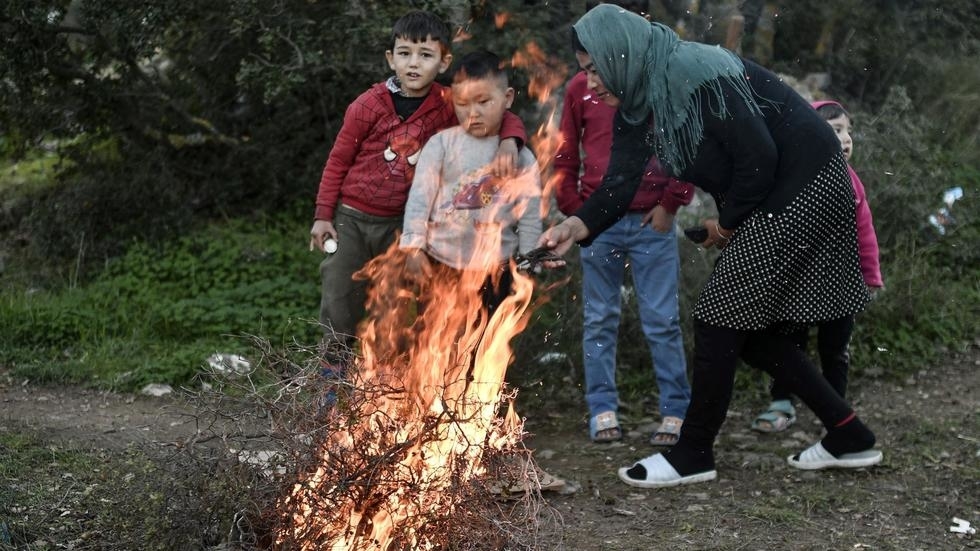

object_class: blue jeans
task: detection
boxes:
[580,213,691,420]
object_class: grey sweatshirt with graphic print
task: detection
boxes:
[400,126,541,271]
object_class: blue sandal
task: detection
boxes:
[751,400,797,433]
[650,416,683,446]
[589,411,623,443]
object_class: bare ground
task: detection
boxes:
[1,347,978,550]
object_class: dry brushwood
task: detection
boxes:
[181,331,561,550]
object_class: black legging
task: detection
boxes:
[771,315,855,400]
[665,319,856,474]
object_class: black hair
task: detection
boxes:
[570,27,587,54]
[815,102,849,122]
[451,50,508,86]
[390,10,451,53]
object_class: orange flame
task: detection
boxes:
[509,41,568,104]
[509,41,569,217]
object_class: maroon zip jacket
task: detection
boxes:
[554,71,693,216]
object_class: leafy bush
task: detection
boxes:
[0,1,977,399]
[1,206,321,387]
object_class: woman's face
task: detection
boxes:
[575,51,620,108]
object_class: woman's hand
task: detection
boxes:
[702,218,733,249]
[537,216,590,257]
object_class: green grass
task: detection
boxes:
[1,137,976,396]
[0,208,322,390]
[3,207,976,395]
[744,503,806,525]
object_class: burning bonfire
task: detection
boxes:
[273,31,569,550]
[275,243,550,549]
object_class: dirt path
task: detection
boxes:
[522,347,980,550]
[0,383,200,449]
[1,348,978,550]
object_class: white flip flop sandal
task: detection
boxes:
[617,453,717,489]
[787,441,883,470]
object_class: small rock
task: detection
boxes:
[536,448,556,460]
[140,383,173,397]
[557,479,581,495]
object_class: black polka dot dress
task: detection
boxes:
[692,153,870,330]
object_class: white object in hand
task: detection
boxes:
[323,238,338,254]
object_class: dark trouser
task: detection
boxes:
[318,205,402,364]
[424,260,514,321]
[771,315,855,400]
[665,320,855,474]
[418,260,514,375]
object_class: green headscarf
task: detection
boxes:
[572,4,761,173]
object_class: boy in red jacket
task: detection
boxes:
[308,11,526,370]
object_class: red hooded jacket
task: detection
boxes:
[811,100,883,287]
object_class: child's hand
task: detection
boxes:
[868,285,884,300]
[641,205,674,233]
[489,138,519,179]
[309,220,337,252]
[403,248,432,281]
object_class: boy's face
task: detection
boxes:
[826,114,853,161]
[385,36,451,98]
[451,77,514,138]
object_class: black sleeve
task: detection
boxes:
[704,80,779,229]
[572,111,656,243]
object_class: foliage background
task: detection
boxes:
[1,0,977,396]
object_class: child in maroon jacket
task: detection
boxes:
[554,68,694,445]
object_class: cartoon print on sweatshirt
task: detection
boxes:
[450,172,502,210]
[382,128,423,184]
